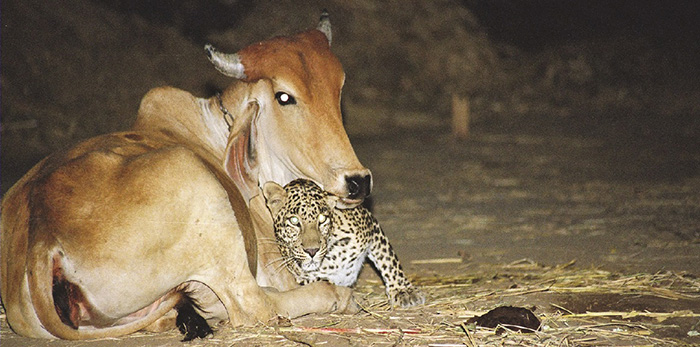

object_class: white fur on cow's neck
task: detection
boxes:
[197,97,230,160]
[252,111,308,194]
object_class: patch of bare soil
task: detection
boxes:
[365,131,699,273]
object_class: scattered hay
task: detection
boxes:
[283,260,700,346]
[1,260,698,346]
[171,261,695,346]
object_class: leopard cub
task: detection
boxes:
[263,179,425,307]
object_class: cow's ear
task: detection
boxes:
[229,99,259,136]
[262,182,287,216]
[223,98,261,202]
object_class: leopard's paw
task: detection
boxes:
[388,286,426,308]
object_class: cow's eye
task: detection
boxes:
[275,92,296,106]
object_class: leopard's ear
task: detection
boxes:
[262,181,287,216]
[325,194,339,210]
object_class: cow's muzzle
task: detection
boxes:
[344,174,372,202]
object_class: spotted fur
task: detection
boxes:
[263,179,425,307]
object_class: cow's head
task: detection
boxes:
[207,11,371,207]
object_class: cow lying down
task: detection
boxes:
[0,11,373,340]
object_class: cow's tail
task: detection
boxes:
[26,232,182,340]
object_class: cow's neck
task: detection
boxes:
[195,97,230,160]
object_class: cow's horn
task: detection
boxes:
[204,44,247,79]
[317,9,332,45]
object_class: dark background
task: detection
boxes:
[2,0,699,192]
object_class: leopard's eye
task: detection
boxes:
[288,216,300,226]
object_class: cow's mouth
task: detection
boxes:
[338,197,364,209]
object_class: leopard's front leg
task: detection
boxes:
[366,219,426,308]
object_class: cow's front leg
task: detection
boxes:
[211,274,356,326]
[263,281,358,318]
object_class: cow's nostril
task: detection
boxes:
[345,174,371,200]
[347,178,360,196]
[305,248,319,257]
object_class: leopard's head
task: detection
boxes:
[263,179,337,280]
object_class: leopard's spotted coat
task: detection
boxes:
[263,179,425,307]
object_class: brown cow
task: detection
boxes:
[0,11,370,340]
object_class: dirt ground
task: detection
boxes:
[2,118,699,345]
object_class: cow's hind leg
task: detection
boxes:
[143,309,177,333]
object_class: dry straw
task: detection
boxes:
[2,259,698,346]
